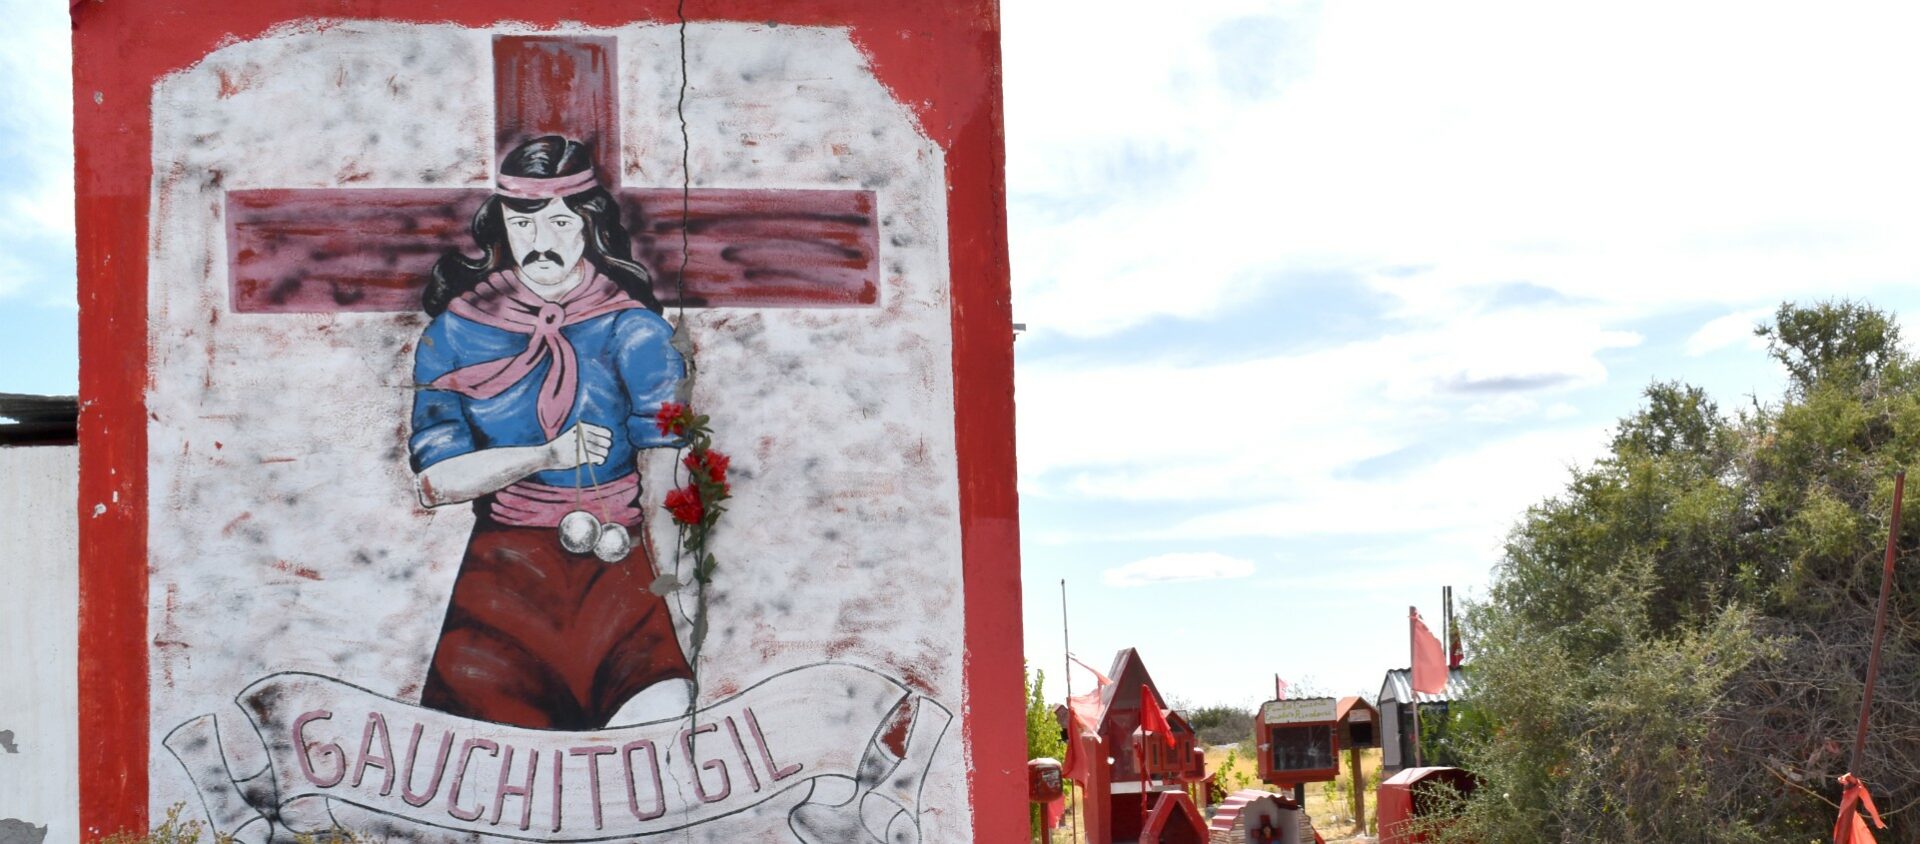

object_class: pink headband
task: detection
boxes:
[495,170,599,200]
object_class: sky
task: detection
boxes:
[10,1,1920,709]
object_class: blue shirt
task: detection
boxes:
[409,307,685,486]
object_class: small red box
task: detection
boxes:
[1028,758,1064,802]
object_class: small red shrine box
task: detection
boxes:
[1029,758,1065,803]
[1337,696,1380,749]
[1255,697,1341,786]
[1378,766,1476,844]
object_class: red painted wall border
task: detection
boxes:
[70,1,1022,839]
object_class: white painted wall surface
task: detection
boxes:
[0,445,79,844]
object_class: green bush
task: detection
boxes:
[1442,302,1920,843]
[1186,704,1255,747]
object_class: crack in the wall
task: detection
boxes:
[0,819,49,844]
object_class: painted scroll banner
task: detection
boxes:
[164,664,950,843]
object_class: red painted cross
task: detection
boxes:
[225,35,879,313]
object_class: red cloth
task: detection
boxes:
[496,169,598,200]
[1835,773,1885,844]
[1067,689,1104,732]
[1140,685,1176,748]
[1044,795,1066,830]
[1063,689,1103,784]
[1411,609,1447,695]
[1069,653,1112,687]
[420,514,692,729]
[1063,729,1089,785]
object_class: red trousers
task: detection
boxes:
[419,516,692,729]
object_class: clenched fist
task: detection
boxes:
[547,422,614,470]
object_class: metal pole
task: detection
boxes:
[1409,606,1425,769]
[1061,580,1074,711]
[1851,471,1905,773]
[1061,579,1078,844]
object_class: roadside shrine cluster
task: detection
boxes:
[1031,649,1473,844]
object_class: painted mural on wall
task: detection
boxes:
[145,21,965,842]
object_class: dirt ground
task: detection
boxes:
[1040,746,1383,843]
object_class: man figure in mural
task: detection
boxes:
[408,135,692,730]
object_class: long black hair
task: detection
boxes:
[425,136,662,316]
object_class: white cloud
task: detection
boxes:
[1156,426,1604,541]
[1004,1,1920,340]
[1245,534,1501,597]
[1010,0,1920,706]
[1685,308,1774,357]
[1016,303,1634,508]
[0,0,78,304]
[0,255,29,298]
[1102,552,1256,587]
[1014,298,1622,592]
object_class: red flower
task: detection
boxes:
[664,485,704,525]
[684,449,731,485]
[654,402,689,437]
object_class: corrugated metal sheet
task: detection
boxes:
[1377,666,1471,704]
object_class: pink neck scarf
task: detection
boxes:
[430,267,643,439]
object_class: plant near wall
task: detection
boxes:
[1218,747,1254,792]
[1322,777,1348,824]
[98,805,377,844]
[1026,665,1067,840]
[1417,701,1478,769]
[97,806,217,844]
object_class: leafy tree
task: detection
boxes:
[1026,666,1067,840]
[1757,299,1901,394]
[1185,704,1255,747]
[1026,665,1067,762]
[1442,301,1920,843]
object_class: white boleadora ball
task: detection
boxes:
[594,522,632,563]
[559,510,600,554]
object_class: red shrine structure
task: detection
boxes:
[1254,695,1379,788]
[1246,694,1378,839]
[1062,649,1211,844]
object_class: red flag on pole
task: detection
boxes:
[1835,773,1885,844]
[1139,685,1177,748]
[1063,724,1095,784]
[1411,609,1447,695]
[1069,653,1113,687]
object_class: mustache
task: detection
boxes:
[519,250,566,266]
